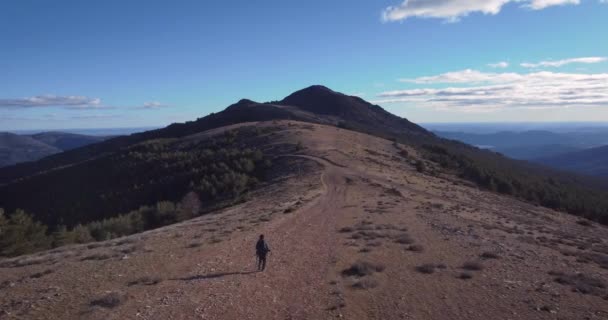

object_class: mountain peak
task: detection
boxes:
[225,98,259,111]
[279,85,354,116]
[297,85,334,94]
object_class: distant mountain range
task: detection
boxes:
[536,145,608,177]
[433,130,608,160]
[433,129,608,178]
[0,132,110,167]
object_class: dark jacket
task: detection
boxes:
[256,239,270,256]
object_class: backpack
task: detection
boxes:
[256,240,269,255]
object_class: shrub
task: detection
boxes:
[352,278,379,289]
[415,160,426,173]
[415,264,436,274]
[127,276,162,286]
[480,252,499,259]
[549,270,606,296]
[407,245,424,252]
[577,219,593,227]
[339,227,354,233]
[342,261,385,277]
[462,261,484,271]
[458,272,473,280]
[394,234,414,245]
[90,292,126,309]
[0,210,50,257]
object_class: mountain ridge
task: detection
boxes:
[0,85,430,184]
[536,144,608,177]
[0,131,107,168]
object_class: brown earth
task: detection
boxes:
[1,121,607,320]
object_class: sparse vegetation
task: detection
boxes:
[462,261,484,271]
[90,292,126,309]
[480,252,499,259]
[81,252,113,261]
[549,270,606,296]
[407,244,424,252]
[394,234,415,245]
[415,263,437,274]
[419,143,608,224]
[352,278,379,289]
[458,272,473,280]
[127,276,162,286]
[577,219,593,227]
[342,261,385,277]
[415,160,426,173]
[30,269,53,279]
[339,227,354,233]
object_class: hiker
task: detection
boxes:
[255,234,270,271]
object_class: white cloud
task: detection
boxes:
[525,0,579,9]
[140,101,169,109]
[382,0,580,22]
[400,69,522,84]
[0,95,171,111]
[488,61,509,68]
[521,56,607,68]
[0,95,102,109]
[377,70,608,112]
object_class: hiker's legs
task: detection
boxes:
[261,255,266,270]
[256,255,262,270]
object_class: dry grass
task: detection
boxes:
[127,276,163,286]
[415,264,437,274]
[352,278,379,289]
[339,227,354,233]
[480,252,499,259]
[81,252,114,261]
[462,261,484,271]
[407,245,424,252]
[30,269,54,279]
[576,219,593,227]
[457,272,473,280]
[90,292,126,309]
[549,271,606,296]
[394,234,415,245]
[342,261,386,277]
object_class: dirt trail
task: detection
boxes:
[181,157,348,319]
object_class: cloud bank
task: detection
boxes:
[382,0,581,22]
[0,95,170,110]
[521,56,607,68]
[377,70,608,112]
[0,95,101,109]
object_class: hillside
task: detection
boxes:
[0,133,61,167]
[1,121,607,319]
[29,132,107,151]
[0,132,108,168]
[2,86,608,233]
[537,145,608,177]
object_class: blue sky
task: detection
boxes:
[1,0,607,130]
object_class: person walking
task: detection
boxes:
[255,234,270,271]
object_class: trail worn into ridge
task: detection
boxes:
[1,121,608,320]
[166,157,349,320]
